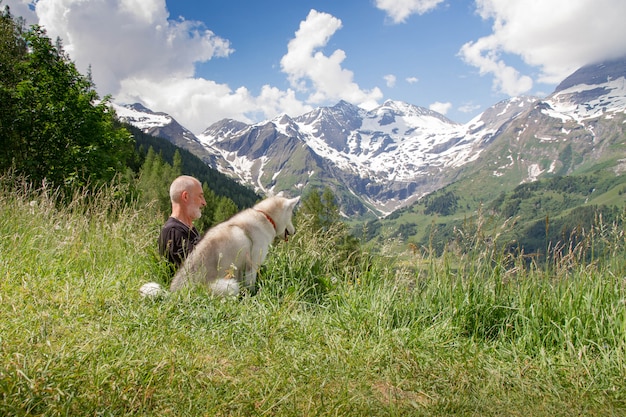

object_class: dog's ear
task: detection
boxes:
[288,196,300,208]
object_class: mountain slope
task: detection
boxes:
[472,58,626,187]
[114,56,626,219]
[197,99,539,216]
[373,58,626,247]
[113,103,220,166]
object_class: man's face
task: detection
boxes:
[187,182,206,221]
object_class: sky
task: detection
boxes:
[5,0,626,134]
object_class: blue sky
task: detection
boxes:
[6,0,626,133]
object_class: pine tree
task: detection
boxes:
[136,147,183,217]
[213,197,238,224]
[300,186,340,232]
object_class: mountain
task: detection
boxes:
[466,56,626,189]
[113,56,626,219]
[113,102,220,166]
[374,57,626,249]
[197,98,546,217]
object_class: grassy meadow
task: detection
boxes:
[1,177,626,416]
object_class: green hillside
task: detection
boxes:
[129,125,259,209]
[362,167,626,259]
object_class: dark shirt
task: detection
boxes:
[158,217,201,267]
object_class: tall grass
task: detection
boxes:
[1,175,625,415]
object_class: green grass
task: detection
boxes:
[1,177,626,416]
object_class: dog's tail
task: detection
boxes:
[139,282,168,298]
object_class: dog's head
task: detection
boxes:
[256,194,300,241]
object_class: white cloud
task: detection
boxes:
[406,76,419,84]
[384,74,397,88]
[461,0,626,96]
[3,0,37,23]
[116,77,253,132]
[4,0,323,132]
[115,78,312,133]
[254,85,314,122]
[374,0,445,23]
[429,101,452,115]
[32,0,233,97]
[459,37,533,96]
[280,9,383,108]
[458,102,481,114]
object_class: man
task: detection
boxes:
[158,175,207,268]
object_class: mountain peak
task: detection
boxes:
[554,56,626,93]
[126,102,155,114]
[333,100,357,109]
[114,59,626,218]
[372,99,459,127]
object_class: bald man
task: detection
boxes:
[158,175,207,268]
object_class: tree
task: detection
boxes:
[299,186,340,232]
[213,197,238,224]
[0,13,134,193]
[136,147,180,215]
[194,183,218,231]
[0,6,27,172]
[424,191,459,216]
[298,186,363,270]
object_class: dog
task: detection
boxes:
[141,194,299,298]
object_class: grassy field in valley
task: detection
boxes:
[1,177,626,416]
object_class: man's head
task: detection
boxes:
[170,175,206,223]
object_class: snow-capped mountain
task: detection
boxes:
[114,56,626,217]
[113,102,218,165]
[475,56,626,184]
[196,97,544,215]
[113,103,196,142]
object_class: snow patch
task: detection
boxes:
[525,164,543,182]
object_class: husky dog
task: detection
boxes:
[158,194,299,296]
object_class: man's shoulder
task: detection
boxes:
[162,217,189,233]
[161,217,199,237]
[163,216,184,227]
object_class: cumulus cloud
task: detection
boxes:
[115,78,312,133]
[33,0,233,97]
[280,9,383,108]
[384,74,397,88]
[406,76,419,84]
[2,0,252,132]
[374,0,445,23]
[429,101,452,115]
[460,0,626,96]
[4,1,340,132]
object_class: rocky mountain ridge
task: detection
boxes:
[114,56,626,218]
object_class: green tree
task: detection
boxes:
[299,186,340,232]
[194,183,218,231]
[0,12,134,192]
[0,6,27,173]
[213,196,238,224]
[424,191,459,216]
[136,147,181,216]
